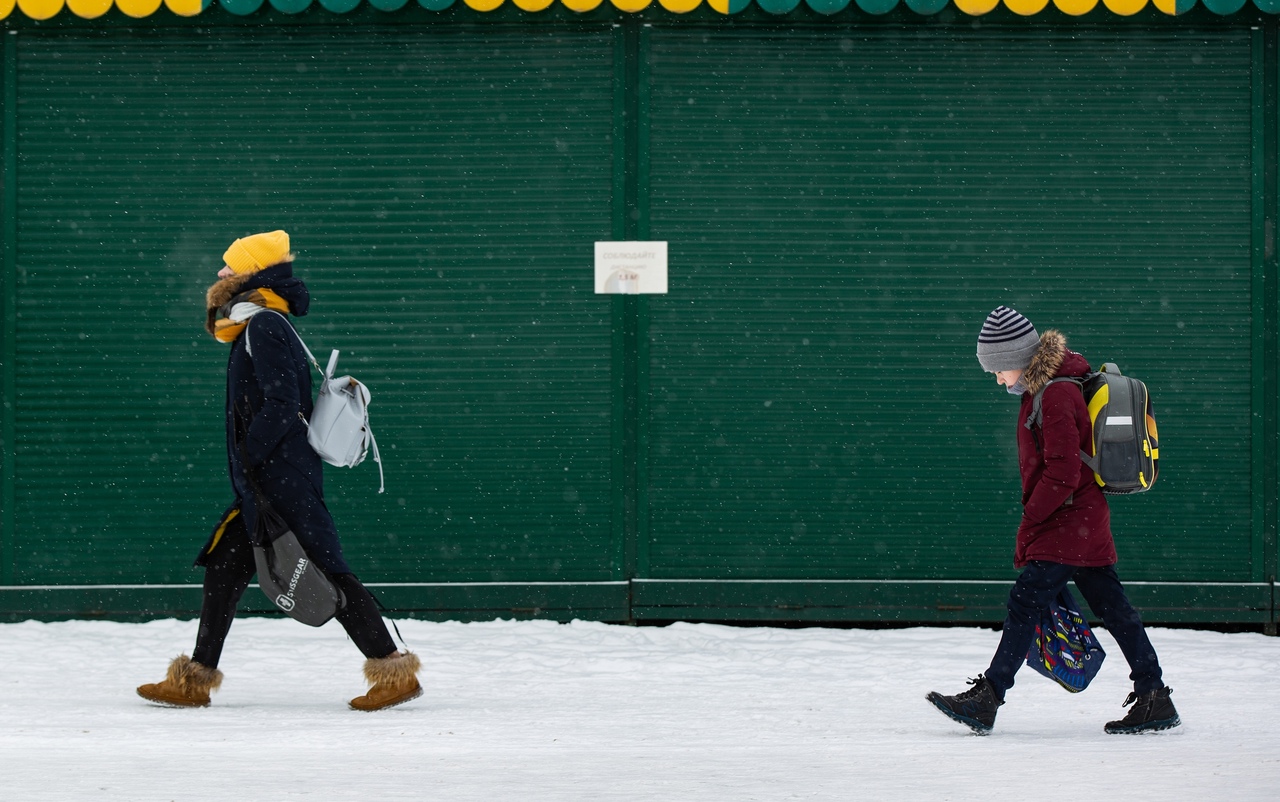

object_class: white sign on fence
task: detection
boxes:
[594,241,668,295]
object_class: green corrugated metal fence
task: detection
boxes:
[0,11,1276,626]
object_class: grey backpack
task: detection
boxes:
[246,312,385,493]
[1027,363,1160,496]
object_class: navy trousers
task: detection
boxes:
[985,560,1164,699]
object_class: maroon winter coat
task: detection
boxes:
[1013,330,1118,568]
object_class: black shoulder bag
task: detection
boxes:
[250,500,347,627]
[235,396,346,627]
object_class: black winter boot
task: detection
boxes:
[926,675,1004,735]
[1104,686,1181,734]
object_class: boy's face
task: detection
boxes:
[217,265,236,279]
[993,369,1024,388]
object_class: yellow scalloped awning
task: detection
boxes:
[3,0,1270,23]
[3,0,200,18]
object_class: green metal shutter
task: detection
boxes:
[8,27,620,602]
[641,28,1256,615]
[3,21,1271,625]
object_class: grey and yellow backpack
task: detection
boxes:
[1027,363,1160,495]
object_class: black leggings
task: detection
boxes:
[191,522,397,669]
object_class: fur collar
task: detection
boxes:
[1022,330,1066,396]
[204,262,308,336]
[204,261,298,315]
[205,273,255,336]
[206,272,255,316]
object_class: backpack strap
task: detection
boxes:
[244,310,322,374]
[1025,376,1099,473]
[367,423,385,494]
[1025,377,1082,431]
[245,310,385,493]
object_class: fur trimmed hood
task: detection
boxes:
[205,272,255,337]
[205,273,255,321]
[1021,330,1092,395]
[205,253,298,311]
[204,261,308,336]
[1022,330,1066,396]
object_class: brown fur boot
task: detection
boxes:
[349,651,422,711]
[136,655,223,708]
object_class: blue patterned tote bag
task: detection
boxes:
[1025,587,1106,693]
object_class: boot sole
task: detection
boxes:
[349,685,423,712]
[1105,715,1181,734]
[926,692,993,735]
[136,689,209,708]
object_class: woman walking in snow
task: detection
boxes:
[926,306,1180,735]
[137,230,420,711]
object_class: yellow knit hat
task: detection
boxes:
[222,230,291,276]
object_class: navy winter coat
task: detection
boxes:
[208,264,352,575]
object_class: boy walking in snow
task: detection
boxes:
[926,306,1180,735]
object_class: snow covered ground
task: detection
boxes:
[1,617,1276,801]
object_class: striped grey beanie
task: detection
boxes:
[976,306,1040,372]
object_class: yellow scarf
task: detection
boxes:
[212,288,292,343]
